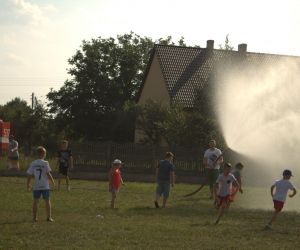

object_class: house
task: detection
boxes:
[135,40,300,143]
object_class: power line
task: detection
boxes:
[0,84,63,87]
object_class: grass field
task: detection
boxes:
[0,177,300,250]
[0,155,57,171]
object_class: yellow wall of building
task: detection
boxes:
[135,52,170,144]
[138,53,170,105]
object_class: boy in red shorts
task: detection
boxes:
[108,159,124,209]
[214,162,240,224]
[264,169,297,230]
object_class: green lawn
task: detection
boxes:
[0,177,299,250]
[0,155,58,171]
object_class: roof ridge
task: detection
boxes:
[154,44,300,58]
[154,44,202,50]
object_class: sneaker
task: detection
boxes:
[33,218,38,223]
[154,201,159,208]
[47,218,55,222]
[264,224,271,230]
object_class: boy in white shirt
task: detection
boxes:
[214,162,240,224]
[27,146,55,222]
[265,169,297,230]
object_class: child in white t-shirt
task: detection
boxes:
[27,146,55,222]
[264,169,296,230]
[214,162,240,224]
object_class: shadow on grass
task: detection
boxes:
[124,201,215,218]
[0,219,28,225]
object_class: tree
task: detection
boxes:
[219,34,234,51]
[47,32,187,142]
[135,100,167,145]
[135,100,224,149]
[0,98,61,154]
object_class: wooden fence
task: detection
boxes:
[72,142,204,176]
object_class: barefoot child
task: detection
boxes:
[230,162,244,202]
[214,162,240,224]
[57,140,73,191]
[26,146,55,222]
[7,135,20,170]
[265,169,297,229]
[108,159,124,209]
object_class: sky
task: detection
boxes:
[0,0,300,105]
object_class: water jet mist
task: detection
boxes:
[215,57,300,210]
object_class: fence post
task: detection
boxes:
[197,148,203,175]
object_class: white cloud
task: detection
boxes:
[6,52,27,65]
[0,33,17,46]
[0,0,56,26]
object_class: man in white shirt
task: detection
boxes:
[265,169,297,230]
[27,146,55,222]
[183,140,223,198]
[204,140,223,199]
[214,162,240,224]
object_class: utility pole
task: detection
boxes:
[31,92,34,109]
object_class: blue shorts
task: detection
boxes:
[33,190,50,199]
[156,181,171,198]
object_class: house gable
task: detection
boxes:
[138,52,170,105]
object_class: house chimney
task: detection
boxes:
[206,40,214,51]
[238,43,247,53]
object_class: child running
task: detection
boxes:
[264,169,297,230]
[26,146,55,222]
[57,140,73,191]
[214,162,240,224]
[108,159,124,209]
[230,162,244,202]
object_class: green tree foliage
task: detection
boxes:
[0,98,32,151]
[219,34,234,51]
[136,100,225,149]
[135,100,166,145]
[0,98,59,153]
[47,32,185,142]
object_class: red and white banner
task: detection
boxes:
[0,121,10,150]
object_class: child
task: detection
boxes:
[264,169,297,230]
[7,134,20,170]
[230,162,244,202]
[108,159,124,209]
[57,140,73,191]
[26,146,55,222]
[154,152,175,208]
[214,162,240,224]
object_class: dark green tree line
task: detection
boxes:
[47,32,188,142]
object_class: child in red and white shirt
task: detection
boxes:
[108,159,124,209]
[230,162,244,202]
[214,162,240,224]
[264,169,296,230]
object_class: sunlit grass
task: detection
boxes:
[0,177,299,249]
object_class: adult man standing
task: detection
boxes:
[203,139,223,199]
